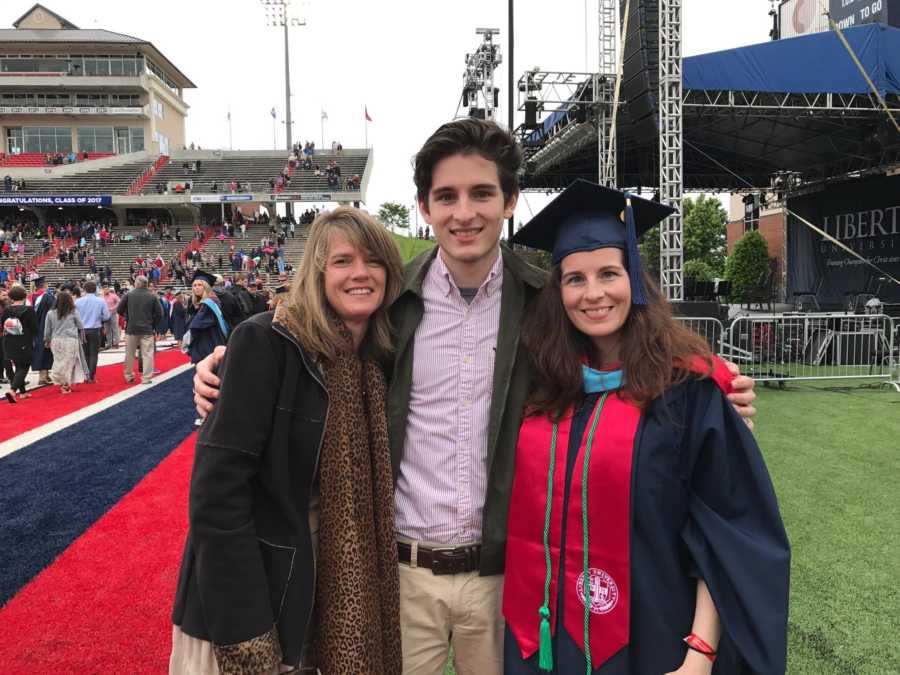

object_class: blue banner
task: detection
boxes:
[0,195,112,206]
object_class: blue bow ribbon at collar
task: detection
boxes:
[582,365,624,393]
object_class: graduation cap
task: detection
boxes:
[32,275,46,286]
[512,179,675,305]
[191,269,217,287]
[274,285,290,295]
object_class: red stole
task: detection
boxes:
[504,393,641,667]
[503,356,735,667]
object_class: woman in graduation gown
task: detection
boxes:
[503,180,790,675]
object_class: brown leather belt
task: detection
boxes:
[397,541,482,575]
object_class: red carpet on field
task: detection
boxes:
[0,434,196,673]
[0,349,190,442]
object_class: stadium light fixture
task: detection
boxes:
[260,0,306,151]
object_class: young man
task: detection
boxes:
[193,118,757,674]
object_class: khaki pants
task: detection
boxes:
[399,558,504,675]
[123,334,154,383]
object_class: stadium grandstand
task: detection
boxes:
[0,4,373,292]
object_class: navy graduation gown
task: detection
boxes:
[30,289,55,370]
[504,374,790,675]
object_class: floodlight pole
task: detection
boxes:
[261,0,305,151]
[283,16,292,150]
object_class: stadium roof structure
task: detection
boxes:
[0,4,196,89]
[520,24,900,193]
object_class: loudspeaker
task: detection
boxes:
[469,108,486,120]
[620,0,660,146]
[524,99,538,127]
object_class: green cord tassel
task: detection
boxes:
[538,605,554,671]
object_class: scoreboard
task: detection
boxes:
[829,0,890,29]
[779,0,899,38]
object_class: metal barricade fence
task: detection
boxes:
[674,317,725,355]
[891,323,900,391]
[723,313,897,386]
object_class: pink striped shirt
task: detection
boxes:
[394,250,504,544]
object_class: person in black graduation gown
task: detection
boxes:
[28,276,55,384]
[503,180,790,675]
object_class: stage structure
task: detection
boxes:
[456,28,503,121]
[513,0,686,300]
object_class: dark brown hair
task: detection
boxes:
[55,289,75,320]
[8,285,27,302]
[413,118,522,206]
[521,267,713,418]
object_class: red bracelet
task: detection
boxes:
[683,633,717,663]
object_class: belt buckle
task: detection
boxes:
[431,547,469,575]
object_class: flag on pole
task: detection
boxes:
[321,110,328,120]
[270,107,276,119]
[365,106,373,122]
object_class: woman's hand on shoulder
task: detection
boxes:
[723,360,756,431]
[194,345,226,417]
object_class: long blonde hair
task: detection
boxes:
[283,207,403,362]
[191,279,212,307]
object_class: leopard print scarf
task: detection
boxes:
[310,325,402,675]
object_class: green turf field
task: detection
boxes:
[391,232,435,262]
[442,379,900,675]
[754,379,900,674]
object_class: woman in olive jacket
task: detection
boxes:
[170,208,404,675]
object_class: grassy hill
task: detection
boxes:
[390,232,435,263]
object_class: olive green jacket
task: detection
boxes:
[387,244,547,575]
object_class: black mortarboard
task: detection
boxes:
[275,285,290,295]
[33,276,46,286]
[191,269,217,286]
[512,179,675,305]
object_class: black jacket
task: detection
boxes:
[171,311,327,667]
[116,287,162,335]
[2,303,38,361]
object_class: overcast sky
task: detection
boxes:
[2,0,774,224]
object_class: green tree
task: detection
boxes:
[683,259,716,282]
[725,230,772,302]
[637,194,728,280]
[683,194,727,276]
[377,202,410,233]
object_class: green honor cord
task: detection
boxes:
[538,423,559,671]
[538,392,609,673]
[582,391,608,675]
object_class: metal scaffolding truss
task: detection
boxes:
[658,0,683,301]
[456,28,503,121]
[526,121,599,177]
[683,89,900,114]
[597,0,619,187]
[516,70,595,110]
[514,70,597,174]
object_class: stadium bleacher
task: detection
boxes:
[26,219,310,290]
[0,152,115,168]
[142,151,368,196]
[5,159,156,195]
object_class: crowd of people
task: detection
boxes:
[3,175,27,192]
[1,265,289,404]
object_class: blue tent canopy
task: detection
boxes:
[683,24,900,96]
